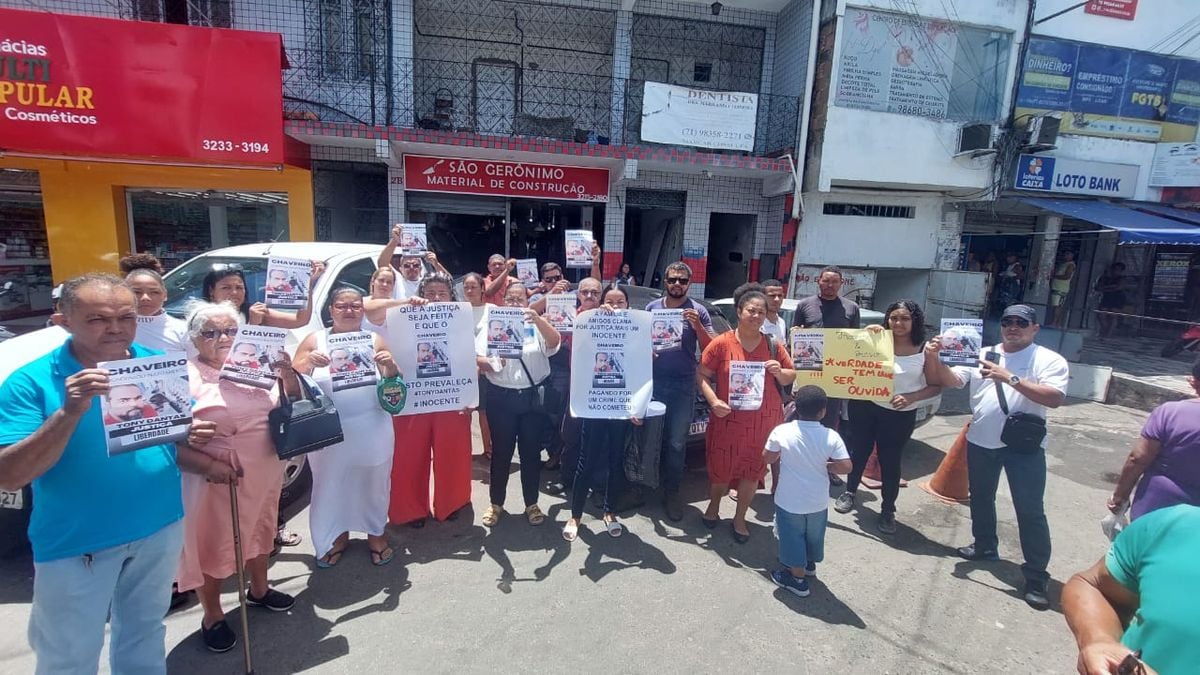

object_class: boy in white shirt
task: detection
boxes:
[764,385,852,597]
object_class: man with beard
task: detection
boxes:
[103,383,158,424]
[645,262,715,520]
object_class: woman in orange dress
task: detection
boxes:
[176,301,302,654]
[697,289,795,543]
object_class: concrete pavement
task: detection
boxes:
[0,391,1150,673]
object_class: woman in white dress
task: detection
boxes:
[120,254,189,353]
[293,287,400,567]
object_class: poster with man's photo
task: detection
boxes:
[791,329,825,372]
[326,331,378,391]
[399,223,428,256]
[219,326,289,389]
[516,258,539,284]
[650,309,683,352]
[569,308,653,419]
[484,306,527,358]
[564,230,594,269]
[545,293,576,333]
[386,301,478,414]
[939,318,983,366]
[728,361,765,411]
[264,256,311,310]
[98,352,191,456]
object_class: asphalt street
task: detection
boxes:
[0,389,1150,674]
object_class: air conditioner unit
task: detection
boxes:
[1023,115,1060,151]
[955,123,997,157]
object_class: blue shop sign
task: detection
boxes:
[1014,154,1138,198]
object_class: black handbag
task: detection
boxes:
[993,380,1047,451]
[269,373,345,460]
[517,358,552,414]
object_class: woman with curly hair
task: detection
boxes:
[834,300,942,534]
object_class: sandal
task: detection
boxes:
[525,504,546,526]
[562,521,579,542]
[315,546,346,569]
[482,504,504,527]
[369,546,395,566]
[603,515,624,538]
[275,527,302,547]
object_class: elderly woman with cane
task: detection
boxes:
[175,302,302,654]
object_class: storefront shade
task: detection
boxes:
[0,8,285,165]
[1019,197,1200,245]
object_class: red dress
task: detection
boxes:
[701,331,794,485]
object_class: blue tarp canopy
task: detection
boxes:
[1019,197,1200,245]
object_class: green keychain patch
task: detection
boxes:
[377,375,408,415]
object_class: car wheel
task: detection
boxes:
[278,456,312,517]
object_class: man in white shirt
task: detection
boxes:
[928,304,1069,611]
[761,279,788,342]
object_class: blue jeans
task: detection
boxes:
[966,442,1051,584]
[775,506,828,570]
[653,375,695,493]
[29,519,183,675]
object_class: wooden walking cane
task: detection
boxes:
[229,480,255,674]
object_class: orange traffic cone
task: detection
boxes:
[919,422,971,504]
[860,445,908,490]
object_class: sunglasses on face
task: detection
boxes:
[665,277,690,286]
[1001,318,1031,328]
[543,275,563,283]
[199,327,239,340]
[400,263,422,270]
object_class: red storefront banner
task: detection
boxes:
[1084,0,1137,20]
[403,155,609,202]
[0,8,284,165]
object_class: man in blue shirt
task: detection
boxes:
[0,273,215,674]
[645,262,714,521]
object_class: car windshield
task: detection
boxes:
[163,256,268,319]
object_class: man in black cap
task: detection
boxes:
[926,304,1069,610]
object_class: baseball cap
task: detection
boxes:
[1001,304,1037,324]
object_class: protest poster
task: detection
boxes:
[98,352,191,456]
[484,306,527,358]
[570,308,653,419]
[264,256,311,310]
[728,361,765,411]
[545,293,576,333]
[939,318,983,366]
[399,223,428,256]
[790,329,825,371]
[326,331,378,391]
[564,230,594,269]
[516,258,539,284]
[793,329,894,401]
[650,309,683,352]
[385,301,479,414]
[220,326,288,389]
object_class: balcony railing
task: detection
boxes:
[411,58,614,143]
[283,51,800,157]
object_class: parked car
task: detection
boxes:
[0,243,385,557]
[709,296,940,428]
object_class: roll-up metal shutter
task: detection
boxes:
[406,193,506,216]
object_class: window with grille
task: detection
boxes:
[822,203,915,218]
[315,0,381,82]
[130,0,232,27]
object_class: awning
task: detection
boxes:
[1132,203,1200,227]
[1018,197,1200,245]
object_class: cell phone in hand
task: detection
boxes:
[982,350,999,374]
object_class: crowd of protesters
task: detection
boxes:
[0,223,1195,675]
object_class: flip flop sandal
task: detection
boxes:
[604,518,624,538]
[370,546,395,566]
[276,528,303,547]
[562,522,579,542]
[525,505,546,526]
[316,546,346,569]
